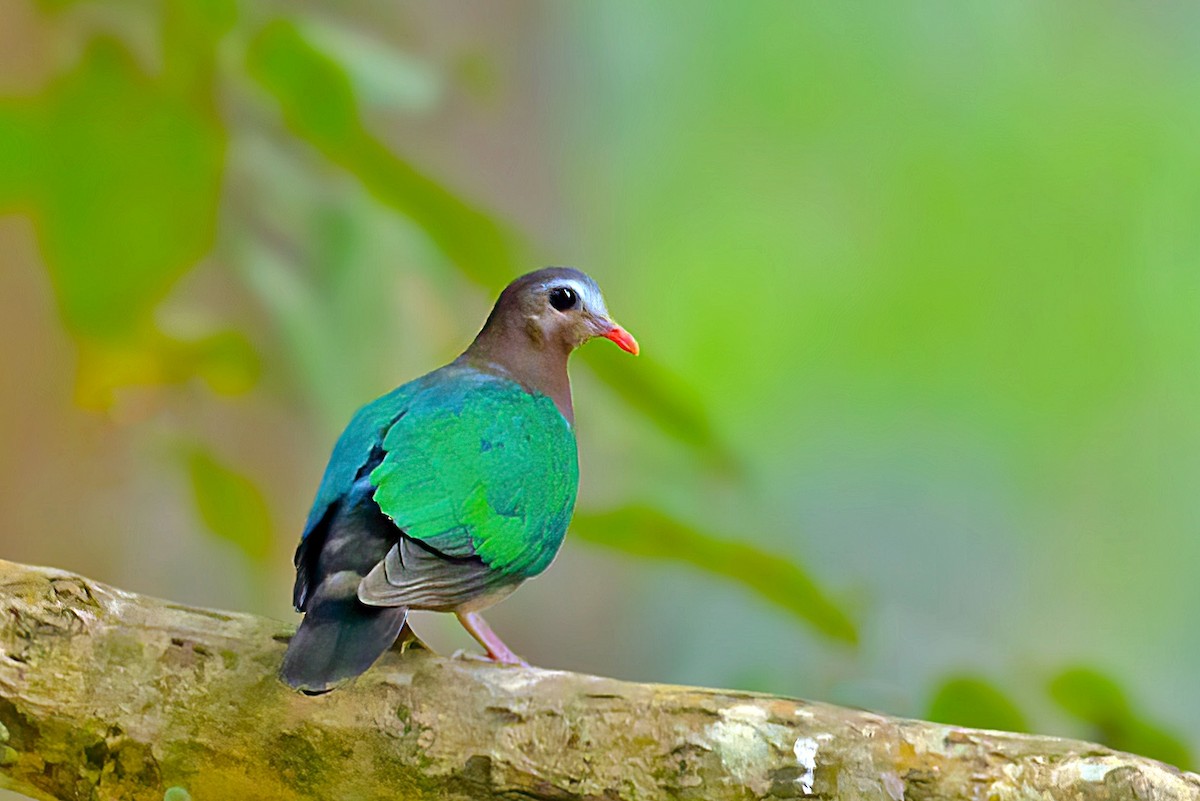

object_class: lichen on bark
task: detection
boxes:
[0,559,1197,801]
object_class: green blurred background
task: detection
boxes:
[2,1,1198,790]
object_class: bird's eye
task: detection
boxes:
[548,286,578,311]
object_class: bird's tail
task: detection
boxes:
[280,593,408,695]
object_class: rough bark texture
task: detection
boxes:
[0,559,1196,801]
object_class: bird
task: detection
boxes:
[280,267,639,693]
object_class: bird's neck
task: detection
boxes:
[459,319,575,424]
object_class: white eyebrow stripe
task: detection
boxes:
[541,278,607,315]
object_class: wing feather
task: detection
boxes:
[369,372,578,580]
[358,537,511,611]
[296,365,578,615]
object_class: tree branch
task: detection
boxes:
[0,559,1195,801]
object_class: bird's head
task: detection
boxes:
[488,267,639,356]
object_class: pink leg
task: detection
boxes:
[455,612,529,667]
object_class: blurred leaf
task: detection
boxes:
[0,104,36,209]
[247,20,519,287]
[74,335,168,410]
[190,329,261,395]
[572,505,857,644]
[185,447,273,563]
[32,0,84,10]
[162,0,237,101]
[927,675,1028,733]
[1049,666,1192,770]
[28,37,225,340]
[1118,720,1194,773]
[0,21,234,407]
[246,20,735,467]
[299,20,442,113]
[583,345,738,471]
[1048,666,1131,722]
[73,328,259,409]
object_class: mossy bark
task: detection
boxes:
[0,559,1196,801]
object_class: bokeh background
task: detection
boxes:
[2,1,1198,793]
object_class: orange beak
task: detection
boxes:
[602,324,640,356]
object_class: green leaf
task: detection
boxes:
[185,447,273,563]
[72,327,260,409]
[162,0,237,100]
[1048,666,1192,770]
[0,23,241,406]
[0,103,36,209]
[583,346,739,471]
[246,20,735,467]
[246,21,361,154]
[31,37,225,340]
[927,676,1028,733]
[1048,666,1131,722]
[572,506,857,644]
[247,20,519,287]
[297,20,441,113]
[188,329,262,396]
[1118,719,1194,773]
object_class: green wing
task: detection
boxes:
[299,382,416,542]
[369,369,579,579]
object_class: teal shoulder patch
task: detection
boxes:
[369,370,579,579]
[299,380,417,540]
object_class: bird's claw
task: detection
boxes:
[450,648,529,667]
[450,648,489,663]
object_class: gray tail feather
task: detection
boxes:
[280,598,408,695]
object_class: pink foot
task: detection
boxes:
[455,612,530,667]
